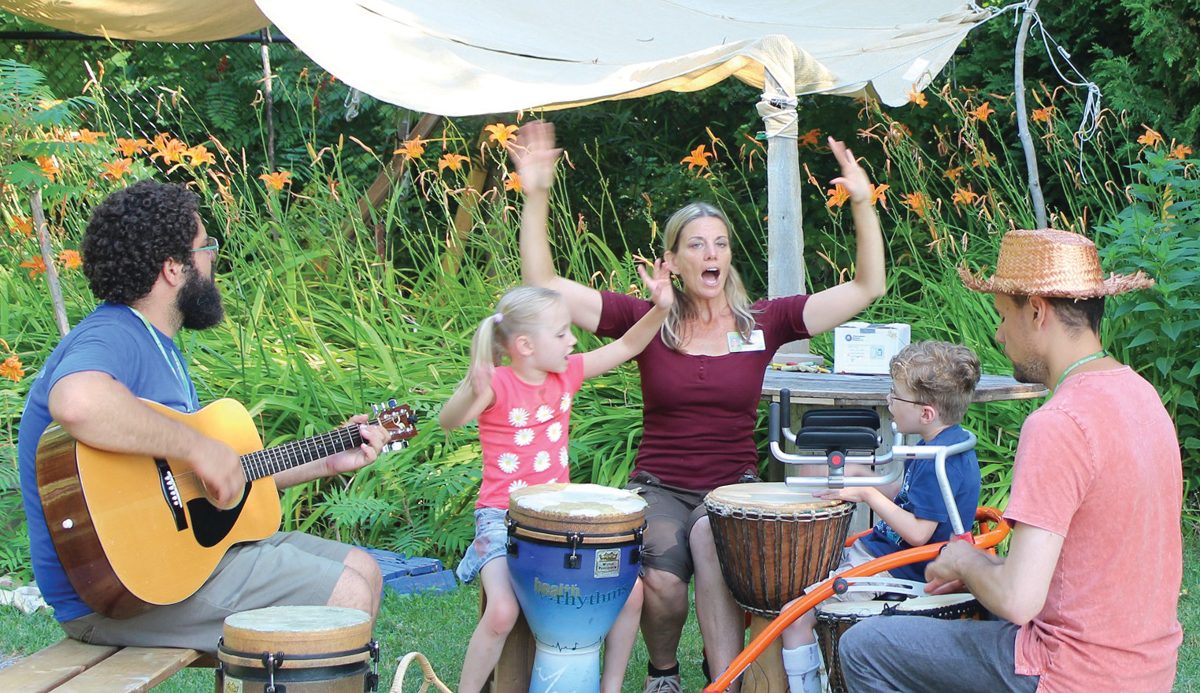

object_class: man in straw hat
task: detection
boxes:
[838,228,1183,691]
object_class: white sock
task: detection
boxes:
[782,642,822,693]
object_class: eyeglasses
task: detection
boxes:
[192,237,220,254]
[887,391,930,407]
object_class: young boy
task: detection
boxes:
[781,340,983,693]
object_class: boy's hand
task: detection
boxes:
[638,259,674,311]
[828,136,872,204]
[816,486,876,504]
[508,121,560,195]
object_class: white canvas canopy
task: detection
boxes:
[1,0,992,351]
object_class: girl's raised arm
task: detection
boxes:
[438,362,495,430]
[512,121,604,332]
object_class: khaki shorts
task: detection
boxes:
[626,471,711,581]
[61,531,352,653]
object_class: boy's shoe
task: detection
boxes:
[643,673,683,693]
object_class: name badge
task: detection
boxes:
[727,329,766,353]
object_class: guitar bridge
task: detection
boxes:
[156,459,188,531]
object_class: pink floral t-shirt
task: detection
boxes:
[475,354,585,509]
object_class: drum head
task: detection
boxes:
[508,483,646,535]
[222,606,372,659]
[893,593,979,615]
[705,482,851,516]
[815,600,897,621]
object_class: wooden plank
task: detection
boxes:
[55,647,200,693]
[0,639,118,692]
[741,615,787,692]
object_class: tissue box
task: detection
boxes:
[833,322,911,375]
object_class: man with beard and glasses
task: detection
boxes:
[838,229,1183,693]
[17,180,388,652]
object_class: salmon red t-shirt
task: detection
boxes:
[1004,366,1182,692]
[476,354,585,509]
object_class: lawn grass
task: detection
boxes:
[1,526,1195,691]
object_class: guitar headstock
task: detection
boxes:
[373,399,418,452]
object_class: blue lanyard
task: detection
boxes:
[127,306,196,412]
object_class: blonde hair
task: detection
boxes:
[467,286,564,375]
[889,341,982,425]
[660,202,757,351]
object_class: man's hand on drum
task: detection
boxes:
[923,538,974,595]
[508,121,561,195]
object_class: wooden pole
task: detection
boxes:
[1014,0,1047,228]
[31,189,70,337]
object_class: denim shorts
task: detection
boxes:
[456,507,509,584]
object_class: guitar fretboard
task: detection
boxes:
[240,426,364,480]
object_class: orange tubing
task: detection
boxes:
[703,507,1009,693]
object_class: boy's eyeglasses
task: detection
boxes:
[192,237,220,254]
[887,391,930,407]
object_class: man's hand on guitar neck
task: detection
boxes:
[274,414,389,489]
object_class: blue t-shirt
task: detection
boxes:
[17,303,199,622]
[856,424,981,582]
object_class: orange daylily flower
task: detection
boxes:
[943,166,964,182]
[908,89,928,108]
[116,137,151,157]
[185,145,215,166]
[901,192,930,217]
[1169,144,1193,159]
[798,128,822,148]
[952,188,980,206]
[504,172,522,193]
[394,136,427,159]
[9,216,33,237]
[75,129,107,144]
[970,102,995,122]
[0,354,24,382]
[825,184,850,209]
[1137,126,1164,148]
[438,153,470,173]
[1031,107,1054,123]
[681,144,712,171]
[972,149,995,168]
[100,158,133,181]
[150,134,187,165]
[870,183,890,207]
[58,249,82,270]
[36,156,59,182]
[484,123,518,147]
[20,256,46,278]
[259,171,293,191]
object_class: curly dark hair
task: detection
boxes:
[82,180,200,305]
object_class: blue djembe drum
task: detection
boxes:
[507,483,646,693]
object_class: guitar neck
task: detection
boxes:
[240,425,363,481]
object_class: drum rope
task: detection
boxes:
[390,651,453,693]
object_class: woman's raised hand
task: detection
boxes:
[509,121,561,195]
[637,259,675,312]
[828,136,872,204]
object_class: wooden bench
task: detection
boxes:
[0,638,214,692]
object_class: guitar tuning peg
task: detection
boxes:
[371,402,380,414]
[388,398,397,408]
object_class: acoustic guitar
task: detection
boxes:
[36,398,417,619]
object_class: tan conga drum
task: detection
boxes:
[705,483,854,616]
[217,606,378,692]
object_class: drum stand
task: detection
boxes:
[711,396,991,692]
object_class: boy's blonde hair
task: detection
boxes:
[889,341,982,425]
[468,286,563,374]
[660,202,757,350]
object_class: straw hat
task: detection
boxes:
[958,228,1154,298]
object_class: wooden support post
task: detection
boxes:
[741,615,788,692]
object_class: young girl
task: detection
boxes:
[440,267,672,693]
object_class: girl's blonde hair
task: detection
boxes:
[468,286,564,375]
[661,202,757,350]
